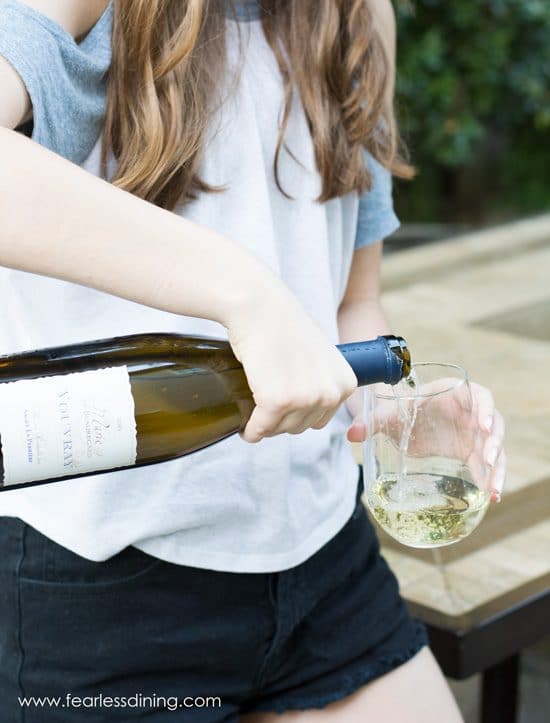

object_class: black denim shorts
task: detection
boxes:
[0,468,427,722]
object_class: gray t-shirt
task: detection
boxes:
[0,0,399,572]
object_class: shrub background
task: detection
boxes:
[393,0,550,225]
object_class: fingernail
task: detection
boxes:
[487,447,498,467]
[490,488,501,503]
[483,416,494,432]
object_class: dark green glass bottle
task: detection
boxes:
[0,332,410,491]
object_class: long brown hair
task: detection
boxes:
[102,0,411,211]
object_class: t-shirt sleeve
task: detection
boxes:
[0,0,113,163]
[354,150,400,249]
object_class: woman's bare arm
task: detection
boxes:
[0,0,359,443]
[337,242,391,431]
[0,127,271,327]
[0,131,358,444]
[0,0,270,324]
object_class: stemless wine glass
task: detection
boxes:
[362,362,491,548]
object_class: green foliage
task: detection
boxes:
[393,0,550,222]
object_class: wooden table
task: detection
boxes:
[353,215,550,723]
[374,490,550,723]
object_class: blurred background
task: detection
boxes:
[391,0,549,246]
[365,3,549,722]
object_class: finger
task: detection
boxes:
[483,410,505,467]
[311,410,335,432]
[251,406,323,439]
[342,389,364,425]
[240,404,286,443]
[491,409,505,444]
[276,402,339,436]
[488,449,506,500]
[472,382,496,433]
[346,418,367,443]
[311,399,349,431]
[467,449,489,491]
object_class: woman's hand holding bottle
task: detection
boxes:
[225,283,358,443]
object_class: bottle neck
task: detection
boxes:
[336,335,409,386]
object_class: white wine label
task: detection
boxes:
[0,366,137,486]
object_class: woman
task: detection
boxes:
[0,1,505,721]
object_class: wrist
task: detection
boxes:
[220,267,296,333]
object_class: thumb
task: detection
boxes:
[346,415,367,443]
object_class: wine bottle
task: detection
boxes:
[0,333,410,491]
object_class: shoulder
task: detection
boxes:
[0,0,113,157]
[12,0,110,40]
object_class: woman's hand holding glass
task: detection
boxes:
[347,376,506,502]
[346,363,506,548]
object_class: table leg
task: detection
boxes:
[480,654,520,723]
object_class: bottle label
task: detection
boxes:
[0,366,137,486]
